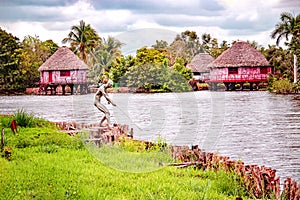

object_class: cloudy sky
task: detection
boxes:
[1,0,300,50]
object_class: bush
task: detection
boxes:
[271,79,294,94]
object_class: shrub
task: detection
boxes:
[271,79,294,94]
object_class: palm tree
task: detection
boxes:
[89,36,123,82]
[62,20,100,63]
[271,12,300,45]
[271,12,300,83]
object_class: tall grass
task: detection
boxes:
[0,109,54,129]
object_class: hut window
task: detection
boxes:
[260,67,268,74]
[60,70,70,76]
[228,67,238,75]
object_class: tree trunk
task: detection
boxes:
[294,54,297,83]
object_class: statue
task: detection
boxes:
[94,79,116,127]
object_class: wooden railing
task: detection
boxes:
[209,74,268,82]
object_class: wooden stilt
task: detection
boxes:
[62,85,66,95]
[70,84,74,95]
[250,83,253,91]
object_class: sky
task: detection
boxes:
[0,0,300,52]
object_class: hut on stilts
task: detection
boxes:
[186,53,215,82]
[208,41,273,91]
[38,47,89,95]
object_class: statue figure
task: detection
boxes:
[94,79,116,127]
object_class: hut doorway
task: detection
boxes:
[49,71,52,82]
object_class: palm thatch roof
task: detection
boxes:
[210,41,269,68]
[38,47,88,72]
[186,53,214,73]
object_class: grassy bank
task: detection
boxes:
[0,114,249,200]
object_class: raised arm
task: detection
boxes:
[101,87,116,106]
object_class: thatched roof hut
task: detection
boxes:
[38,46,88,72]
[208,41,272,91]
[187,53,214,73]
[38,47,89,95]
[210,41,269,68]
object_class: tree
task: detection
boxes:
[135,46,166,65]
[88,36,123,83]
[167,30,204,64]
[152,40,168,50]
[172,57,192,80]
[0,28,21,91]
[117,46,191,92]
[109,55,135,84]
[262,45,294,80]
[120,63,191,92]
[62,20,100,63]
[18,36,59,88]
[271,12,300,83]
[201,33,229,58]
[271,12,300,46]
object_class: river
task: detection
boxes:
[1,91,300,183]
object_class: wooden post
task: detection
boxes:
[1,128,4,150]
[70,84,74,95]
[62,85,66,95]
[250,83,253,91]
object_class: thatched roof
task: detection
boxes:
[38,47,88,72]
[210,41,269,68]
[186,53,214,73]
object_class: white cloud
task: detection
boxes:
[1,21,68,45]
[0,0,299,48]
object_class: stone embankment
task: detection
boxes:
[56,121,300,200]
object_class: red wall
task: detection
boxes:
[40,70,87,84]
[209,66,272,83]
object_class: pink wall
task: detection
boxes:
[40,70,87,84]
[209,67,272,82]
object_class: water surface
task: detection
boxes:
[1,91,299,183]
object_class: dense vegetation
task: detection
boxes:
[0,114,249,199]
[0,29,58,93]
[0,12,299,93]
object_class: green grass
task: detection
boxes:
[0,115,249,200]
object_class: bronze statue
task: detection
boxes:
[94,79,116,127]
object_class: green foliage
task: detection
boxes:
[0,28,58,92]
[0,27,22,91]
[152,40,168,50]
[269,12,300,83]
[62,20,101,63]
[18,36,58,88]
[88,36,123,84]
[109,55,135,83]
[117,135,147,152]
[0,110,55,129]
[201,33,229,58]
[209,170,247,198]
[165,30,204,65]
[271,12,300,47]
[172,57,193,80]
[262,45,295,82]
[116,46,192,92]
[115,134,168,153]
[269,78,294,94]
[120,63,192,92]
[135,46,166,65]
